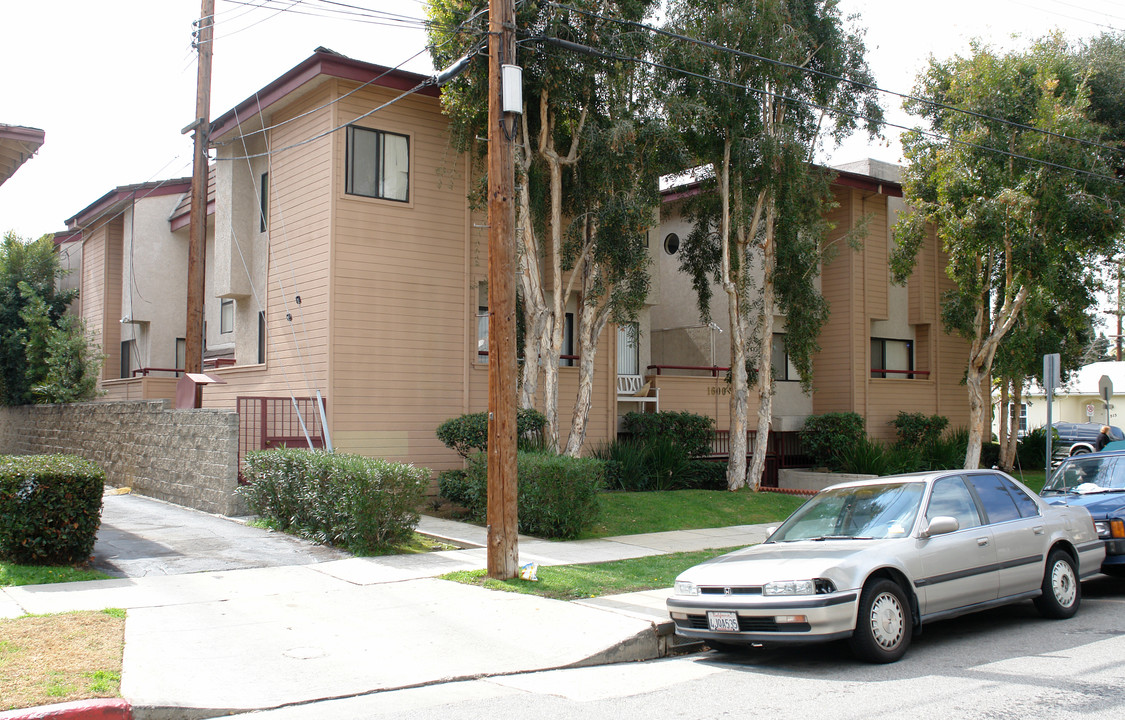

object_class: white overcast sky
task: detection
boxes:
[0,0,1120,239]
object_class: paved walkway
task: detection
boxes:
[1,492,772,720]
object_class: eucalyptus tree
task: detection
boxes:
[661,0,881,489]
[892,37,1125,468]
[429,0,663,454]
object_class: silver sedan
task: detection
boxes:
[667,470,1104,663]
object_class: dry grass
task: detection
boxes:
[0,610,125,711]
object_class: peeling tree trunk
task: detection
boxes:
[718,140,748,490]
[566,270,611,457]
[1005,381,1023,471]
[746,198,776,491]
[998,379,1011,471]
[516,150,551,411]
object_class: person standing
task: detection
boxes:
[1096,425,1113,451]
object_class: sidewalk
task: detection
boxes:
[1,493,772,720]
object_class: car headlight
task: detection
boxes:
[1095,521,1109,538]
[674,580,699,596]
[763,580,816,596]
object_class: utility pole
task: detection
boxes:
[486,0,519,579]
[184,0,215,408]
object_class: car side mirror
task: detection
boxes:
[921,516,959,538]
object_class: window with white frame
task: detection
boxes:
[617,323,639,375]
[560,312,575,367]
[345,126,409,202]
[220,299,235,334]
[477,281,489,363]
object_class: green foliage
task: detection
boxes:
[801,412,867,468]
[435,408,548,458]
[891,412,950,447]
[0,233,85,406]
[239,449,428,553]
[0,455,104,565]
[1018,426,1054,468]
[621,410,715,458]
[32,314,102,403]
[838,428,971,475]
[459,452,602,539]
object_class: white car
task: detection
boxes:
[667,470,1104,663]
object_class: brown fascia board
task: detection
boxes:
[209,47,439,143]
[0,124,46,145]
[660,164,903,203]
[65,178,193,230]
[169,166,216,231]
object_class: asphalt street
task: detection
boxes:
[225,575,1125,720]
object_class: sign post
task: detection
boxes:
[1044,354,1060,476]
[1099,374,1113,425]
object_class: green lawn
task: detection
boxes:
[0,563,110,588]
[581,489,807,539]
[443,546,739,600]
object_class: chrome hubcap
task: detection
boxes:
[869,592,905,650]
[1051,560,1077,608]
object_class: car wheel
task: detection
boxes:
[1034,549,1080,619]
[848,579,912,663]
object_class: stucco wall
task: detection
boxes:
[0,401,243,516]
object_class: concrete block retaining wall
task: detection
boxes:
[0,400,244,516]
[778,468,878,493]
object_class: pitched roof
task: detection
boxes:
[169,166,216,231]
[0,124,45,187]
[65,178,193,230]
[209,47,438,143]
[1025,360,1125,397]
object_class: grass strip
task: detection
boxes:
[442,546,744,601]
[0,563,110,587]
[581,489,805,539]
[0,609,125,711]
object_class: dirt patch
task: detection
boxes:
[0,610,125,711]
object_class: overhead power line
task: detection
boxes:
[544,1,1125,161]
[525,35,1125,186]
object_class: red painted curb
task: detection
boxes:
[0,699,131,720]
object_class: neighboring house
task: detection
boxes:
[646,158,971,445]
[0,124,44,187]
[62,178,196,400]
[64,48,972,480]
[995,360,1125,436]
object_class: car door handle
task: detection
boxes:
[1033,525,1044,535]
[977,537,989,546]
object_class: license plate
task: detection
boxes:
[707,611,739,632]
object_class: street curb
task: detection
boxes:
[0,699,131,720]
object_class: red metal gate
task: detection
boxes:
[237,396,327,482]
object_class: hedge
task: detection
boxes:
[454,452,602,539]
[801,412,867,468]
[621,410,715,458]
[0,454,105,565]
[435,408,548,458]
[239,448,429,553]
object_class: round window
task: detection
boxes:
[663,233,680,255]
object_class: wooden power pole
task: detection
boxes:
[486,0,519,579]
[184,0,215,407]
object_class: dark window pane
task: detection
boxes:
[999,475,1040,518]
[968,474,1021,524]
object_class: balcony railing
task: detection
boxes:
[870,368,931,379]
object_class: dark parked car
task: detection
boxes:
[1051,423,1124,464]
[1041,450,1125,577]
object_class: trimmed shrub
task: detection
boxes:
[0,454,105,565]
[239,449,428,553]
[461,452,602,538]
[891,412,949,447]
[1018,426,1052,468]
[622,411,715,458]
[678,460,728,490]
[802,412,867,468]
[435,408,548,458]
[592,437,708,492]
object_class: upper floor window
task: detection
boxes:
[771,334,799,382]
[259,172,269,232]
[346,126,409,202]
[871,337,913,379]
[221,299,235,334]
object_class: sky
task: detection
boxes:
[0,0,1121,240]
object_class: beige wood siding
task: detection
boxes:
[861,192,888,321]
[327,82,470,469]
[647,375,762,432]
[813,187,858,414]
[82,217,123,385]
[204,86,336,408]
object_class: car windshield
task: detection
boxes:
[769,482,926,542]
[1043,455,1125,494]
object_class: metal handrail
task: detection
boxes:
[646,364,729,377]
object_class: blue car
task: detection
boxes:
[1041,449,1125,577]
